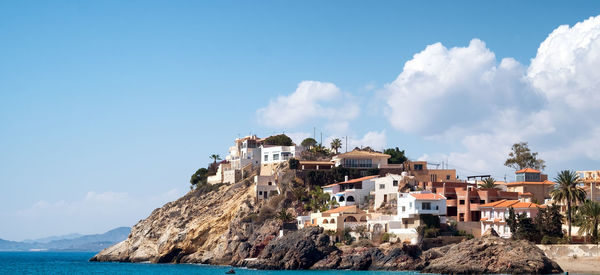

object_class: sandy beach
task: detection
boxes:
[551,257,600,274]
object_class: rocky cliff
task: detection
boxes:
[91,178,282,264]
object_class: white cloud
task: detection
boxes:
[347,130,387,152]
[384,39,541,135]
[528,15,600,110]
[382,14,600,177]
[5,189,183,241]
[256,81,359,128]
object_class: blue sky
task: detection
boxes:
[1,1,600,240]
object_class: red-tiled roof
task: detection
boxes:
[480,199,542,209]
[505,180,555,186]
[323,205,358,214]
[323,175,378,188]
[519,192,534,196]
[410,193,445,200]
[516,168,541,174]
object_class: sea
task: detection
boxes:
[0,252,419,275]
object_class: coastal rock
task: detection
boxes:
[91,179,264,264]
[241,227,338,270]
[422,236,563,274]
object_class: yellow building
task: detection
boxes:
[309,205,369,232]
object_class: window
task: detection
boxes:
[264,155,268,161]
[393,180,398,187]
[446,175,451,180]
[409,202,413,208]
[379,184,385,189]
[258,191,263,195]
[344,158,373,168]
[414,164,423,170]
[422,202,431,210]
[435,205,439,210]
[268,182,272,186]
[401,206,406,212]
[480,200,485,204]
[430,174,437,182]
[459,200,465,205]
[272,154,279,161]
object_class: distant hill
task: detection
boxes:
[22,233,83,244]
[0,227,131,252]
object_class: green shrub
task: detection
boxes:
[424,227,440,238]
[381,233,392,243]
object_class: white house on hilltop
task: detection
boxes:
[323,175,377,207]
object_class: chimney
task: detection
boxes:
[344,175,349,182]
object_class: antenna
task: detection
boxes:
[345,136,348,152]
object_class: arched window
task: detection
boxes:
[360,216,367,222]
[330,218,335,223]
[323,219,329,224]
[344,216,358,222]
[339,196,345,202]
[347,196,355,202]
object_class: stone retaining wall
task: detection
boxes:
[537,244,600,258]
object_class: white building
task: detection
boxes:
[254,175,280,200]
[479,199,542,238]
[323,175,377,207]
[397,191,447,222]
[226,135,262,171]
[373,173,416,210]
[331,149,390,169]
[296,215,311,229]
[365,191,447,243]
[260,144,302,176]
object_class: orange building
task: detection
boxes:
[419,181,521,222]
[504,168,554,204]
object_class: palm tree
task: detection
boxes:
[478,177,500,189]
[550,170,587,241]
[308,186,331,212]
[210,154,221,164]
[577,200,600,243]
[330,138,342,154]
[277,208,294,224]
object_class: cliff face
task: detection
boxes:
[91,179,279,264]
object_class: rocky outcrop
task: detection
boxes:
[241,227,337,269]
[91,179,278,264]
[421,236,563,274]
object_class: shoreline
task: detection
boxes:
[549,257,600,274]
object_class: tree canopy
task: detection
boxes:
[190,168,209,186]
[384,147,408,164]
[330,138,342,154]
[551,170,587,241]
[478,177,500,189]
[301,137,317,148]
[504,142,546,170]
[264,134,293,146]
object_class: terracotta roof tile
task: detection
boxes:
[323,205,358,214]
[480,199,542,209]
[410,193,445,200]
[324,175,379,188]
[335,150,390,159]
[516,168,542,173]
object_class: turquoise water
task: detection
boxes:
[0,252,419,274]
